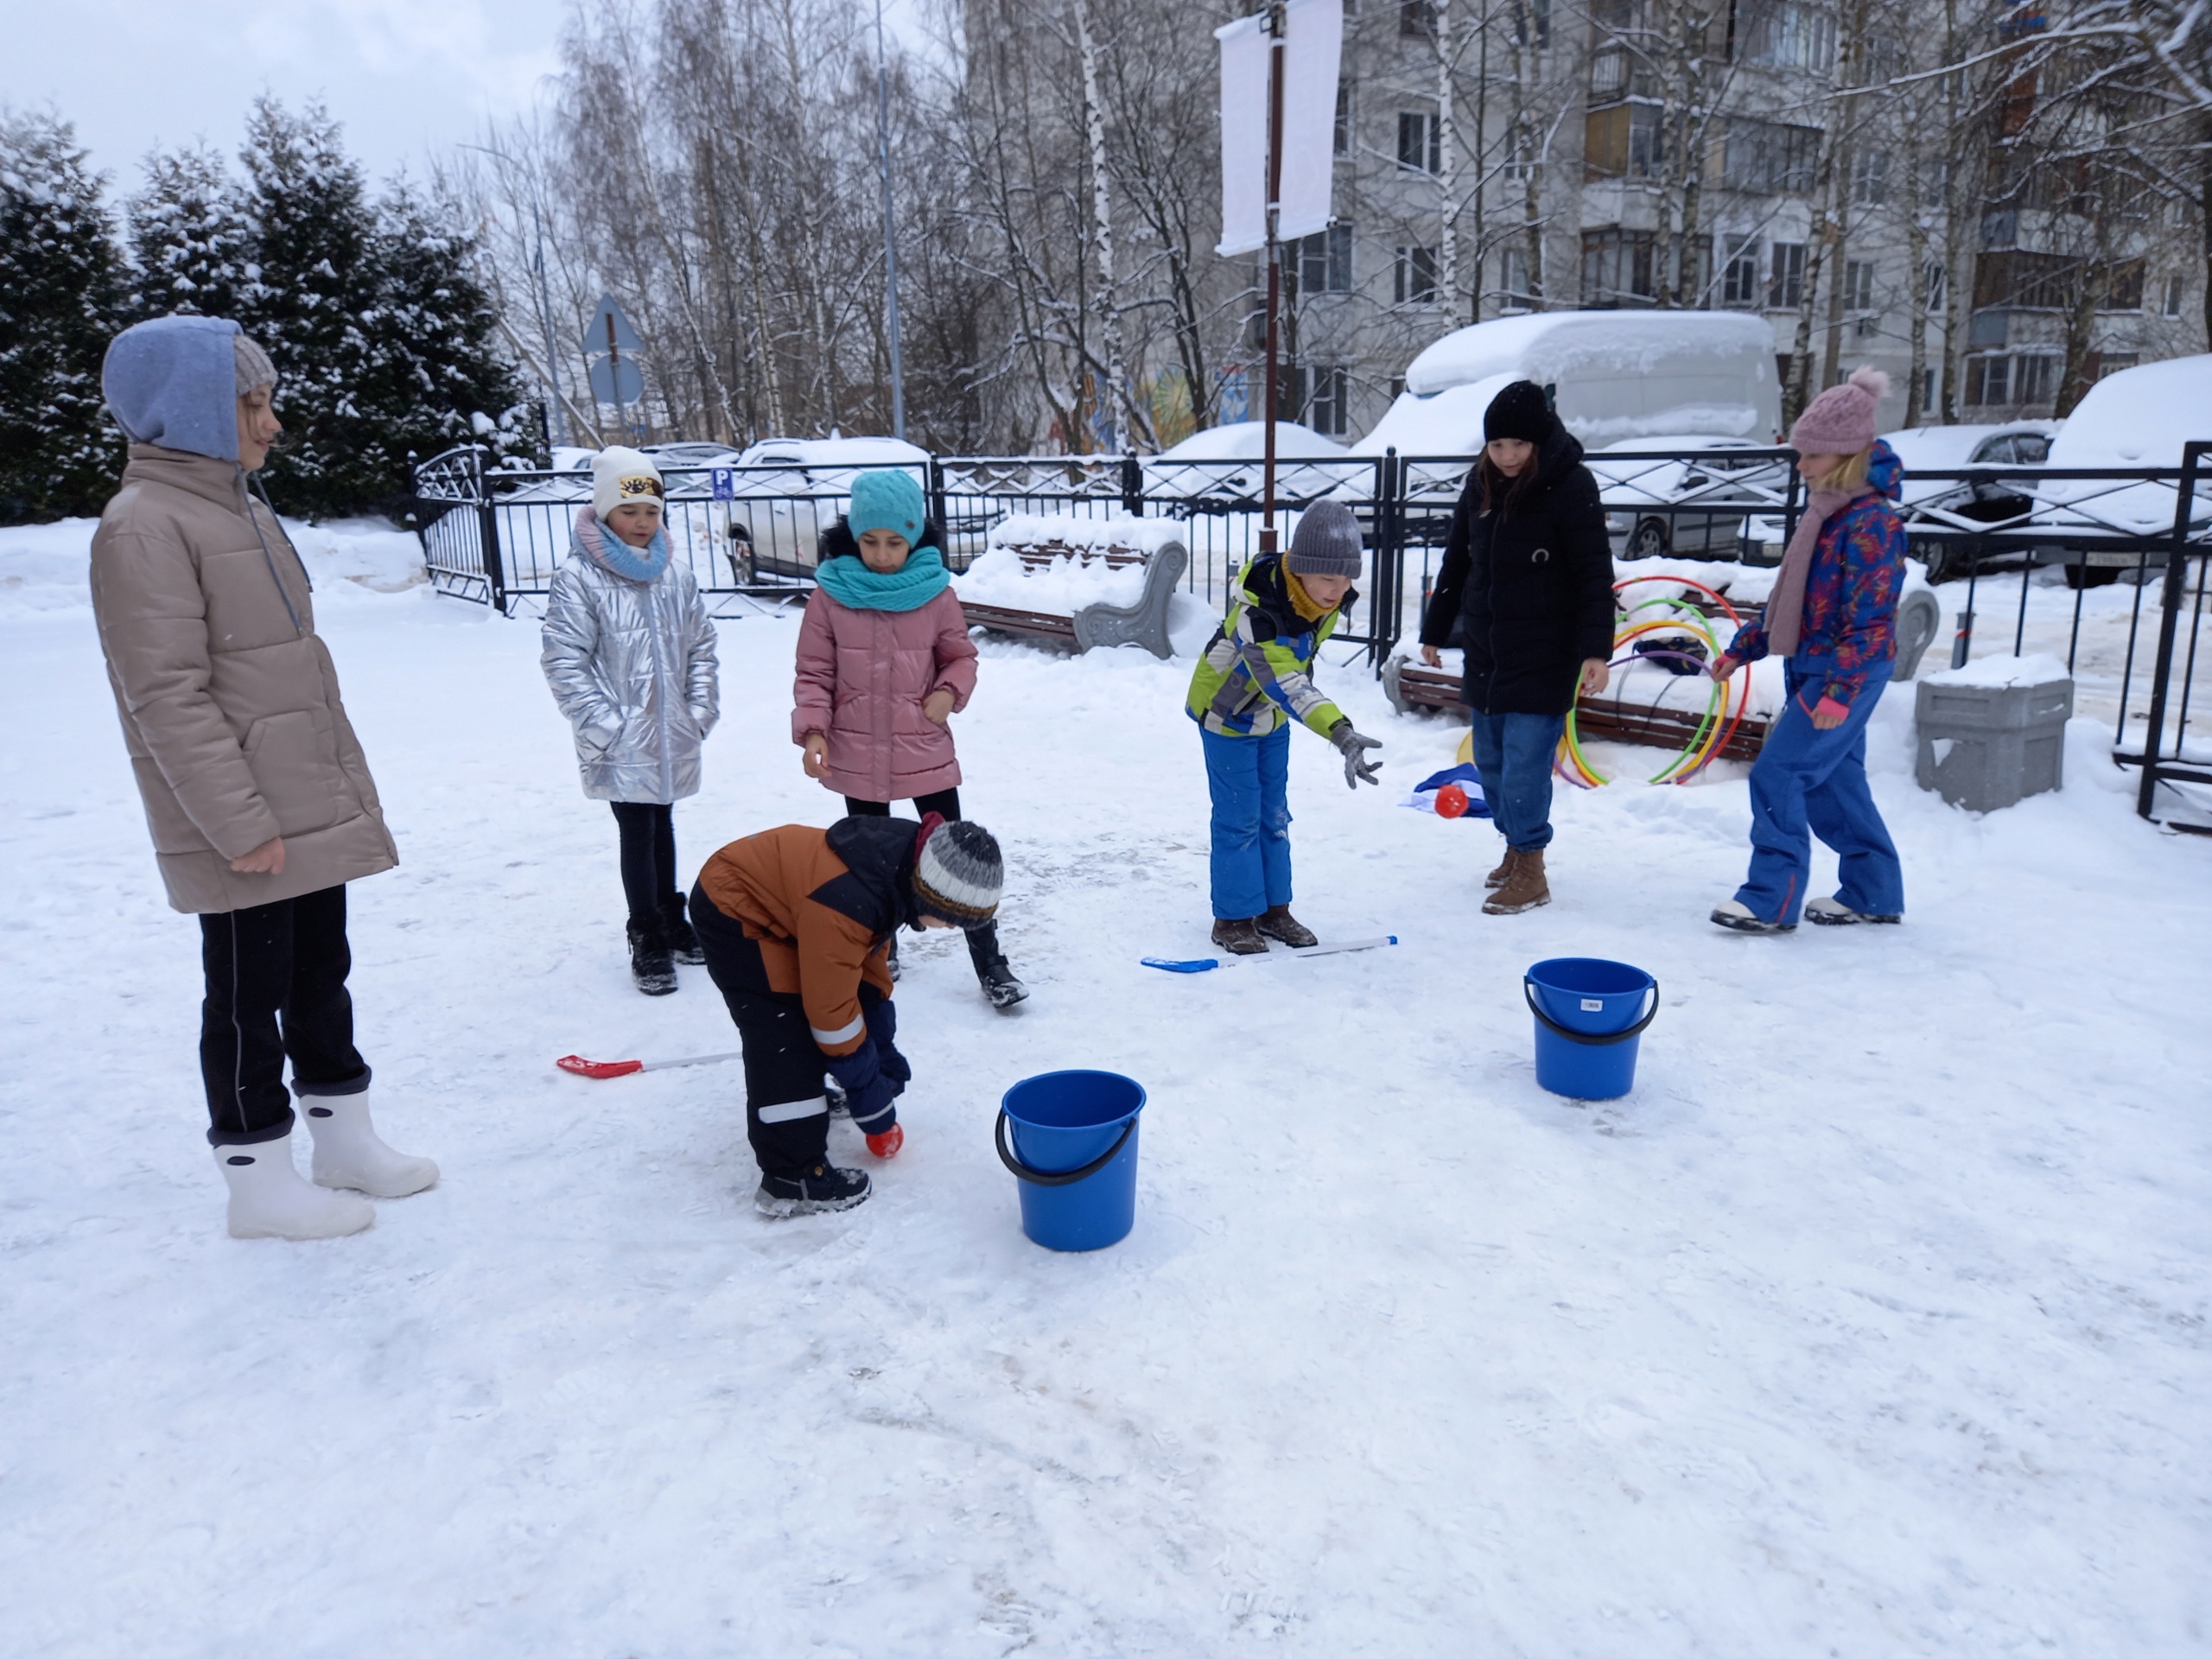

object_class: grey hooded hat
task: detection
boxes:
[102,315,250,463]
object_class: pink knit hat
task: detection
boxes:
[1790,365,1890,455]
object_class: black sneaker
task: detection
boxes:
[661,896,705,964]
[754,1161,871,1217]
[977,957,1029,1011]
[1256,906,1318,948]
[627,918,678,995]
[1803,897,1902,925]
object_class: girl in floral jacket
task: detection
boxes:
[1711,367,1907,932]
[793,469,1026,1009]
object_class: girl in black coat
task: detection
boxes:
[1418,380,1616,913]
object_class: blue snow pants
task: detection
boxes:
[1734,658,1904,925]
[1200,725,1293,920]
[1466,710,1567,853]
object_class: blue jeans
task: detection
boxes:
[1200,726,1293,919]
[1466,711,1566,853]
[1735,658,1904,925]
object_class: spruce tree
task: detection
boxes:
[0,111,125,522]
[235,97,383,518]
[368,177,528,479]
[127,144,252,321]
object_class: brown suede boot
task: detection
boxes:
[1484,847,1519,890]
[1483,849,1549,914]
[1211,917,1269,955]
[1256,906,1318,947]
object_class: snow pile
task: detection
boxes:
[984,513,1187,556]
[0,517,99,613]
[963,516,1189,611]
[286,518,427,594]
[1924,650,2071,689]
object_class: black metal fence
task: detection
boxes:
[412,440,2210,830]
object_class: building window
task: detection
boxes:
[1926,261,1948,313]
[1768,242,1807,309]
[1967,355,2010,406]
[2094,353,2139,379]
[1721,118,1821,195]
[1922,367,1937,413]
[1843,259,1875,312]
[1719,240,1761,307]
[1741,3,1838,71]
[2166,275,2186,317]
[1513,0,1552,48]
[1585,102,1661,180]
[1501,246,1533,307]
[1294,224,1354,295]
[1849,151,1888,207]
[1966,354,2057,406]
[1583,226,1656,308]
[1284,365,1352,435]
[1395,245,1439,305]
[1397,111,1441,175]
[1400,0,1434,38]
[1334,82,1352,158]
[2101,260,2145,312]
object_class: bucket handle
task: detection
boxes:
[995,1109,1137,1187]
[1522,976,1659,1046]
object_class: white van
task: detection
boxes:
[1350,310,1783,458]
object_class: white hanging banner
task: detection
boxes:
[1215,13,1268,257]
[1215,1,1343,257]
[1277,0,1343,245]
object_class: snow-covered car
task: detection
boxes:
[1586,435,1792,562]
[2028,356,2212,583]
[718,436,995,576]
[1139,421,1367,505]
[1881,422,2061,582]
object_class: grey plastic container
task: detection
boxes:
[1915,672,2073,810]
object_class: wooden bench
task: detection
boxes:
[1382,657,1775,763]
[960,536,1191,660]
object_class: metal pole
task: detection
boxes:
[1261,0,1287,556]
[534,205,570,448]
[874,0,907,442]
[2137,442,2209,819]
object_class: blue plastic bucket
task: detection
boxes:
[1524,957,1659,1100]
[995,1071,1147,1251]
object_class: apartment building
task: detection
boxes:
[1250,0,2203,444]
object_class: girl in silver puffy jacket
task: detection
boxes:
[541,448,720,995]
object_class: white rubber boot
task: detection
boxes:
[305,1093,440,1198]
[217,1135,374,1240]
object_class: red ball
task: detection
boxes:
[1434,783,1469,818]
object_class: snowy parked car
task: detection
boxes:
[2031,355,2212,584]
[719,435,994,577]
[1586,435,1791,562]
[1140,420,1366,505]
[1880,422,2060,583]
[1350,310,1783,487]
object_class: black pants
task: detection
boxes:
[199,885,370,1147]
[842,790,1005,971]
[691,880,872,1179]
[611,801,678,925]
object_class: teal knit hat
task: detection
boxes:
[849,469,927,545]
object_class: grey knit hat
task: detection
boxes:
[233,332,276,397]
[1287,499,1363,580]
[913,819,1003,930]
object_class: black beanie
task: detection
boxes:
[1484,379,1554,444]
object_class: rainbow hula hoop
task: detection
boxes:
[1555,576,1752,787]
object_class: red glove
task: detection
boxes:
[866,1125,904,1159]
[1813,696,1851,725]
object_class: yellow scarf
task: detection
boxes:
[1284,568,1335,624]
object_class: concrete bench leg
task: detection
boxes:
[1071,543,1189,659]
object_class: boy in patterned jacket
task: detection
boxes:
[1184,501,1385,955]
[1711,366,1908,932]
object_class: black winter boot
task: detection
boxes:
[754,1161,871,1217]
[626,916,677,995]
[966,921,1027,1010]
[661,894,704,964]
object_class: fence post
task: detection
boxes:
[927,456,949,536]
[1120,452,1143,517]
[472,447,507,615]
[1373,448,1401,674]
[2136,440,2207,820]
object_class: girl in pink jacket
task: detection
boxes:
[794,470,1025,1009]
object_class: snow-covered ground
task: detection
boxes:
[3,519,2209,1656]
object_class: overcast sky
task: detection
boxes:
[0,0,928,194]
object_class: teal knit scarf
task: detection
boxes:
[575,507,671,583]
[816,544,949,612]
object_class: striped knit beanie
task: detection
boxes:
[912,818,1002,930]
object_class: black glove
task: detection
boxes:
[823,1037,897,1127]
[1327,719,1384,789]
[864,997,910,1088]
